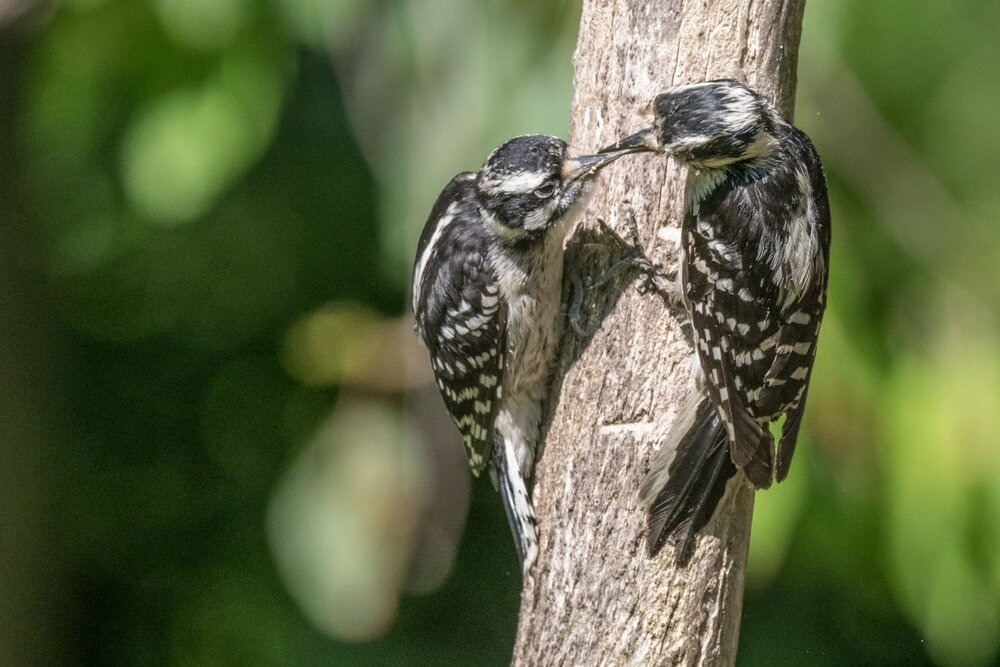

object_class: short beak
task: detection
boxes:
[598,127,660,155]
[561,136,657,183]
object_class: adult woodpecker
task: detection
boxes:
[412,135,640,572]
[604,80,831,562]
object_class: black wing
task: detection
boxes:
[684,123,831,488]
[412,173,506,475]
[682,209,774,489]
[757,127,831,480]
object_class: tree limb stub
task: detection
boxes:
[513,1,806,664]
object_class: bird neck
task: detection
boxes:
[686,168,731,215]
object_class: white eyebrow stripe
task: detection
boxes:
[481,171,549,194]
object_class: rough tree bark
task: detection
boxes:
[513,1,806,665]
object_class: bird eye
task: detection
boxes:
[534,181,558,198]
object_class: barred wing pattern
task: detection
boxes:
[413,173,506,474]
[682,124,830,487]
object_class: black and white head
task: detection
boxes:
[606,80,780,168]
[475,134,638,243]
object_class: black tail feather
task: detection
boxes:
[490,433,538,573]
[644,398,738,564]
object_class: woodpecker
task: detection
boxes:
[412,135,639,572]
[605,80,831,561]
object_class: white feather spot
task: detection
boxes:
[412,205,458,312]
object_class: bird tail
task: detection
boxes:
[489,432,538,575]
[639,393,737,564]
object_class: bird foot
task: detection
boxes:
[567,210,683,337]
[592,211,680,305]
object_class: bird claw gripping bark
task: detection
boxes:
[592,212,680,305]
[567,269,594,337]
[567,211,681,337]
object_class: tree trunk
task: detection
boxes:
[513,1,806,664]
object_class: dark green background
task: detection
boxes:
[2,1,999,665]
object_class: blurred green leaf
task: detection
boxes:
[153,0,248,51]
[748,444,808,589]
[885,298,1000,666]
[267,399,429,642]
[121,37,291,224]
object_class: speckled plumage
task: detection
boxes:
[412,135,632,572]
[611,80,831,561]
[681,118,830,490]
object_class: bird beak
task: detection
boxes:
[598,127,661,155]
[562,138,656,183]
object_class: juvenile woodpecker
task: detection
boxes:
[412,135,639,572]
[605,80,831,561]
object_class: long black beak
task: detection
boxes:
[561,139,656,183]
[598,127,660,155]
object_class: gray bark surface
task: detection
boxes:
[513,1,806,665]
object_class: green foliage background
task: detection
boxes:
[2,1,999,665]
